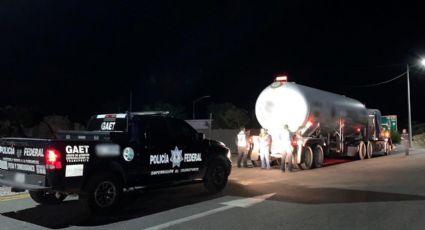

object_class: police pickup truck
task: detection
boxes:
[0,112,231,213]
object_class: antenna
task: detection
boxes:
[126,90,133,132]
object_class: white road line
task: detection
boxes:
[145,193,275,230]
[144,205,233,230]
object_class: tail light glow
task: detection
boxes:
[45,148,62,170]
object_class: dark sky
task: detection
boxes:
[1,1,425,125]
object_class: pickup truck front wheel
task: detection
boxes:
[204,158,228,193]
[81,173,123,214]
[29,191,67,205]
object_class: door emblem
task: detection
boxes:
[123,147,135,162]
[170,147,183,168]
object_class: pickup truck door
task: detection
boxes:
[166,118,205,180]
[136,116,175,184]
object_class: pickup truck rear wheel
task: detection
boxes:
[81,173,123,214]
[204,158,228,193]
[29,191,67,205]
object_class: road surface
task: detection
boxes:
[1,147,425,230]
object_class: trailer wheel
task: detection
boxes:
[367,141,373,159]
[313,145,324,168]
[29,191,67,205]
[300,146,314,170]
[358,141,366,160]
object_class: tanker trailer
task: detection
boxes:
[255,76,391,170]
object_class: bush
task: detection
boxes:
[391,130,401,144]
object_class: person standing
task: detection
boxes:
[247,134,258,167]
[280,124,293,172]
[236,127,249,168]
[258,128,272,169]
[401,129,409,156]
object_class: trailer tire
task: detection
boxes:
[313,145,324,168]
[358,141,366,160]
[29,191,67,205]
[300,146,314,170]
[81,173,123,215]
[367,141,373,159]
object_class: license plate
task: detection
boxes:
[14,173,25,184]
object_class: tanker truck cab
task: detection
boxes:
[255,77,392,170]
[0,112,231,214]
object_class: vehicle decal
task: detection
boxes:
[149,147,202,176]
[7,162,35,173]
[123,147,135,162]
[65,164,84,177]
[36,165,46,174]
[101,121,116,131]
[0,146,45,174]
[23,148,44,157]
[0,160,7,170]
[0,146,15,156]
[170,147,183,168]
[65,145,90,163]
[184,153,202,162]
[180,168,200,173]
[150,153,169,165]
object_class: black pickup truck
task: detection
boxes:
[0,112,231,213]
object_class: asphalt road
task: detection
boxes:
[1,147,425,230]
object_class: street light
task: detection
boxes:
[193,95,211,119]
[406,59,425,147]
[406,64,412,147]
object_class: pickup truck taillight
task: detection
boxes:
[45,148,62,170]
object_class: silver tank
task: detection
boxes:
[255,81,369,135]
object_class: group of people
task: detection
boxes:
[237,126,412,172]
[236,125,294,172]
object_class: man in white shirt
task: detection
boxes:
[236,127,249,168]
[280,124,293,172]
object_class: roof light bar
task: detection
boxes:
[276,75,288,82]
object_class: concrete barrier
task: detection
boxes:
[413,133,425,147]
[198,129,239,153]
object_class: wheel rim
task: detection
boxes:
[94,181,117,208]
[212,165,226,185]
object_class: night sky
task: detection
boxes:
[1,1,425,126]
